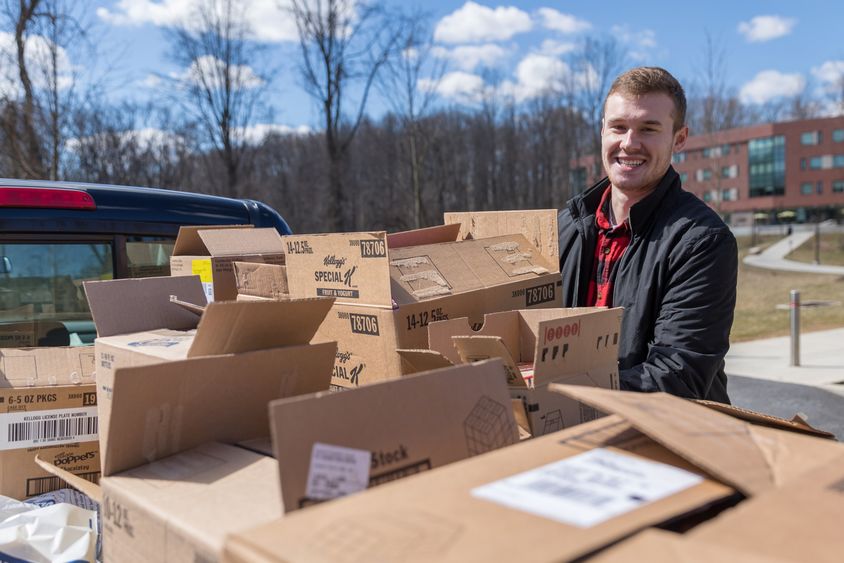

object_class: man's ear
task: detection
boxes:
[673,125,689,151]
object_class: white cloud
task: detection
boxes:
[537,8,591,34]
[740,70,805,104]
[98,0,299,43]
[610,24,657,61]
[66,127,185,154]
[812,60,844,86]
[240,123,311,143]
[0,32,75,97]
[503,53,570,102]
[538,39,577,56]
[738,15,796,43]
[434,2,532,44]
[175,55,264,89]
[420,71,488,104]
[432,44,510,71]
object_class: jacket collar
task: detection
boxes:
[572,166,680,235]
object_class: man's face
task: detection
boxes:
[601,92,688,196]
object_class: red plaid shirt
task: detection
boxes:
[586,186,631,307]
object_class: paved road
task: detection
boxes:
[728,375,844,440]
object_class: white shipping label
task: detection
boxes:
[0,407,99,451]
[305,443,371,501]
[471,448,703,528]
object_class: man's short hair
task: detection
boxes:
[604,67,687,132]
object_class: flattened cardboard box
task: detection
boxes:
[283,229,562,389]
[0,347,100,499]
[234,261,289,300]
[443,209,560,267]
[269,360,518,512]
[84,276,336,475]
[422,307,622,437]
[170,225,286,302]
[102,442,281,563]
[224,386,844,563]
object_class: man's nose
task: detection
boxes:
[620,129,640,150]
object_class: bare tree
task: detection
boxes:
[165,0,272,197]
[290,0,401,231]
[377,12,444,228]
[569,36,626,161]
[0,0,98,180]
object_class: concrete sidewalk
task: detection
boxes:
[726,328,844,386]
[743,230,844,275]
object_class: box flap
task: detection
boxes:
[589,529,787,563]
[386,224,461,249]
[172,224,253,256]
[187,298,333,357]
[690,452,844,563]
[268,359,518,512]
[388,234,556,306]
[84,276,207,337]
[284,232,394,307]
[103,341,336,476]
[548,385,776,496]
[452,336,526,387]
[396,349,455,374]
[532,308,622,385]
[694,400,836,439]
[35,455,103,503]
[0,346,95,387]
[427,311,521,365]
[198,227,286,256]
[444,210,559,271]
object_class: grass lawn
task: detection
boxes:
[733,234,844,342]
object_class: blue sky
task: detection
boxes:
[76,1,844,133]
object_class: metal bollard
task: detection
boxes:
[790,290,800,367]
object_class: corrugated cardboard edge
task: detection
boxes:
[549,385,776,496]
[387,224,462,249]
[35,455,102,503]
[694,400,836,440]
[198,227,286,256]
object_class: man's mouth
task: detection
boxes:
[616,157,645,167]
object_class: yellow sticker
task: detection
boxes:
[191,259,213,283]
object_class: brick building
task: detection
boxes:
[573,115,844,225]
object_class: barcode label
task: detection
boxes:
[0,407,99,450]
[26,471,100,497]
[471,448,703,527]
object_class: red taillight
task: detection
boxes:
[0,187,96,210]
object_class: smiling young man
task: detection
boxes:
[558,67,737,403]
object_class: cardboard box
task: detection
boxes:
[0,347,100,499]
[83,276,337,476]
[268,360,518,512]
[423,307,623,436]
[443,209,559,266]
[169,225,286,302]
[282,230,562,389]
[223,386,844,563]
[101,442,281,563]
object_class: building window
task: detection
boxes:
[721,188,738,201]
[672,152,686,163]
[702,146,723,158]
[721,164,738,178]
[817,181,823,194]
[836,155,844,168]
[696,168,712,181]
[679,172,688,183]
[800,158,807,170]
[833,180,844,193]
[722,143,732,155]
[833,129,844,143]
[748,135,785,197]
[801,131,821,145]
[801,182,814,195]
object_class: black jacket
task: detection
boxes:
[558,167,737,403]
